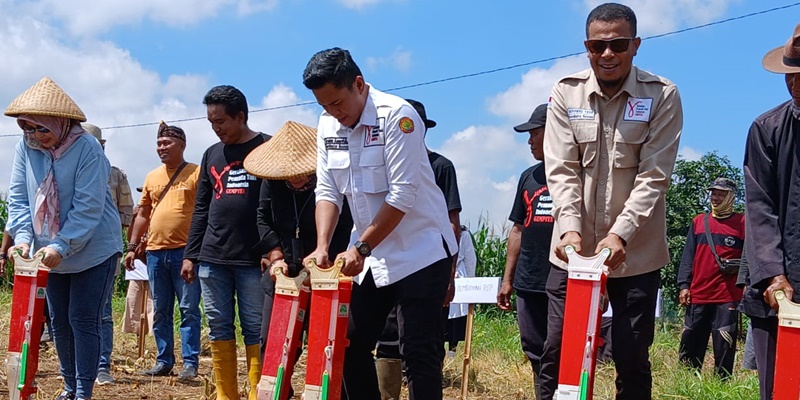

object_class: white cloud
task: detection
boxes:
[456,57,586,231]
[488,56,586,121]
[431,125,534,231]
[249,84,320,133]
[365,48,413,73]
[336,0,390,11]
[0,12,317,202]
[237,0,279,15]
[428,56,591,230]
[582,0,742,36]
[678,145,703,161]
[18,0,277,36]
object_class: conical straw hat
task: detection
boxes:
[4,77,86,122]
[244,120,317,180]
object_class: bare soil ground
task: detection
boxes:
[0,299,535,400]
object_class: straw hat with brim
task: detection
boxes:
[763,22,800,74]
[4,77,86,122]
[244,120,317,180]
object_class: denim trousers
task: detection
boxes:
[198,262,264,345]
[47,254,117,398]
[98,262,119,372]
[147,248,202,368]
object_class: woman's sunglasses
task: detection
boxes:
[585,37,634,54]
[23,125,51,134]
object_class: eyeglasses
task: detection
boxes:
[585,37,634,54]
[23,125,50,134]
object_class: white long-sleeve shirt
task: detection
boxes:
[315,86,458,287]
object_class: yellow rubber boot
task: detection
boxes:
[245,344,262,400]
[211,340,240,400]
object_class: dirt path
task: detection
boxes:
[0,333,526,399]
[0,294,533,400]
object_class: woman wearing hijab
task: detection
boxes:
[5,77,123,400]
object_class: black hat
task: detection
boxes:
[405,99,436,129]
[707,177,737,192]
[136,187,143,193]
[514,103,548,132]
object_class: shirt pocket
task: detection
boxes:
[326,150,350,192]
[613,122,648,169]
[172,183,193,210]
[358,149,389,193]
[572,123,598,168]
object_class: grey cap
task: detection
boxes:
[708,177,737,192]
[514,103,548,132]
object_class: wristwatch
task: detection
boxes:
[354,241,372,257]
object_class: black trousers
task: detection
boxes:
[259,272,275,357]
[343,256,452,400]
[751,315,778,400]
[516,291,549,400]
[678,302,739,377]
[376,306,462,361]
[376,306,402,359]
[539,266,660,400]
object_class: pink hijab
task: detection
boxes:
[17,114,87,239]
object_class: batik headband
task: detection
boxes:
[157,121,186,142]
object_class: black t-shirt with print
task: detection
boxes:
[185,134,269,266]
[508,163,555,293]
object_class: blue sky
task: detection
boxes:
[0,0,797,230]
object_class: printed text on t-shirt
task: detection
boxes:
[524,186,553,227]
[210,161,257,199]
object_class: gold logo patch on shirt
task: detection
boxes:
[399,117,414,134]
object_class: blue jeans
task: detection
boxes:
[147,248,202,368]
[198,262,264,345]
[47,255,117,398]
[98,266,117,372]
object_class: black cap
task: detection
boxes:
[514,103,548,132]
[136,187,143,193]
[708,177,737,192]
[405,99,436,129]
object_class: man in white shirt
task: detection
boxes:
[302,47,458,400]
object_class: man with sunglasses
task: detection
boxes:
[541,3,683,400]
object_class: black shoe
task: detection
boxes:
[140,363,173,376]
[178,365,198,381]
[55,391,76,400]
